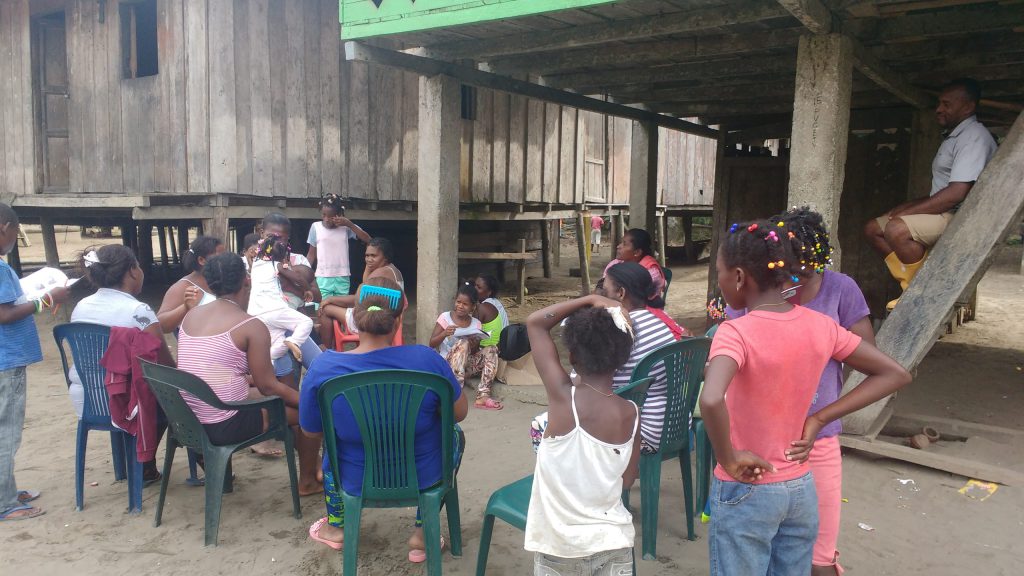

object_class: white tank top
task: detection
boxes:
[524,387,638,558]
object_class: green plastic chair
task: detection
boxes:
[317,369,462,576]
[623,337,712,559]
[694,324,720,516]
[661,266,673,299]
[139,359,301,546]
[473,378,650,576]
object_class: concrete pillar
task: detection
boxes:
[787,33,853,268]
[416,74,461,345]
[628,120,658,234]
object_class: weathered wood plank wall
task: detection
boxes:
[0,0,35,198]
[3,0,716,207]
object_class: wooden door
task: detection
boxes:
[34,13,69,191]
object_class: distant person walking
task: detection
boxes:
[590,214,605,254]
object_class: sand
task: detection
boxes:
[2,230,1023,575]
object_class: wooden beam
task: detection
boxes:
[652,101,794,118]
[839,435,1024,486]
[846,3,1024,45]
[345,42,718,139]
[851,40,931,109]
[842,112,1024,434]
[427,2,789,60]
[485,28,802,76]
[544,54,797,92]
[776,0,833,34]
[457,251,537,261]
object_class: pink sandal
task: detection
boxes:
[475,398,503,411]
[408,536,446,563]
[308,517,343,550]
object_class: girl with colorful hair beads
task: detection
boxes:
[306,193,371,301]
[248,234,314,363]
[701,219,910,576]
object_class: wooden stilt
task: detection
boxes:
[157,226,170,268]
[575,214,591,295]
[552,220,561,268]
[613,213,624,249]
[201,207,230,245]
[169,227,179,265]
[656,213,667,267]
[516,239,528,305]
[138,224,154,273]
[540,220,552,278]
[682,215,696,263]
[39,218,60,267]
[7,241,23,277]
[122,222,138,252]
[177,225,189,256]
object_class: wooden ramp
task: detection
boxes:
[839,112,1024,480]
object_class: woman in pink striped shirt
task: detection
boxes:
[177,253,322,497]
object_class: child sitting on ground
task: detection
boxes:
[700,219,911,576]
[247,234,314,362]
[524,294,640,574]
[429,283,501,410]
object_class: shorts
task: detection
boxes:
[316,276,351,299]
[534,548,633,576]
[591,228,602,245]
[875,212,953,248]
[204,409,264,446]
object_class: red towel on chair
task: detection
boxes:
[101,327,162,462]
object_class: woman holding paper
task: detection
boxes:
[429,282,503,410]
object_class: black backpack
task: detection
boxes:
[497,323,531,361]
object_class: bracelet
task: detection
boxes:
[42,292,54,308]
[33,298,42,314]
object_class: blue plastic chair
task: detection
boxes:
[54,323,143,513]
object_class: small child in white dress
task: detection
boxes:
[247,234,314,362]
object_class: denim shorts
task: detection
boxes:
[709,473,818,576]
[534,548,633,576]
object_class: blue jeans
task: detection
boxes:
[709,473,818,576]
[0,367,27,513]
[272,335,322,379]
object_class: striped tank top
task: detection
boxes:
[177,316,259,424]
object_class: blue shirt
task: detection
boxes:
[0,259,43,370]
[299,345,462,496]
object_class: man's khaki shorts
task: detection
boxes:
[875,212,953,248]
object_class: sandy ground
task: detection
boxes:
[2,229,1023,575]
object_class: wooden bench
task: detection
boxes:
[458,239,537,304]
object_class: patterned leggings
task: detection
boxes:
[446,340,499,399]
[324,425,466,528]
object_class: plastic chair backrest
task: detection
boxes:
[661,266,673,298]
[317,369,455,504]
[614,376,653,409]
[629,338,712,453]
[704,323,720,338]
[54,323,112,427]
[139,360,232,451]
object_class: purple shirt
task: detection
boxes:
[723,270,870,438]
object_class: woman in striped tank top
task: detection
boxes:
[177,253,322,496]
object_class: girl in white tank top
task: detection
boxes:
[523,295,641,572]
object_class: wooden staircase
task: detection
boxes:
[839,112,1024,484]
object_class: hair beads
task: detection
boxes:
[707,296,728,320]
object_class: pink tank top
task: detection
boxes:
[177,316,259,424]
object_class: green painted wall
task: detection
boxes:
[340,0,616,39]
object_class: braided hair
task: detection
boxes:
[255,233,289,263]
[183,235,223,273]
[775,207,833,276]
[563,306,634,376]
[202,252,248,296]
[320,193,346,216]
[721,219,803,290]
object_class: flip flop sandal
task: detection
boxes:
[475,398,504,411]
[308,517,343,550]
[408,536,446,563]
[17,490,40,504]
[0,504,45,522]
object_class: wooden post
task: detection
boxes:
[551,220,561,268]
[628,120,658,234]
[39,218,60,267]
[168,227,179,265]
[177,225,189,255]
[122,222,138,252]
[787,33,853,268]
[7,240,23,277]
[157,226,170,268]
[682,215,696,263]
[613,213,624,250]
[707,128,729,304]
[540,220,552,278]
[575,213,591,295]
[416,73,461,345]
[656,212,667,267]
[517,238,528,304]
[138,224,154,273]
[201,207,230,245]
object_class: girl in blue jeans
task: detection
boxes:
[700,219,910,575]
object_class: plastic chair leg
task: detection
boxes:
[475,514,496,576]
[202,448,231,546]
[154,440,176,527]
[444,482,463,557]
[695,420,713,515]
[186,449,204,486]
[420,497,444,576]
[639,454,663,560]
[341,494,363,576]
[283,428,301,519]
[111,431,127,482]
[75,422,88,511]
[680,449,695,541]
[124,433,143,514]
